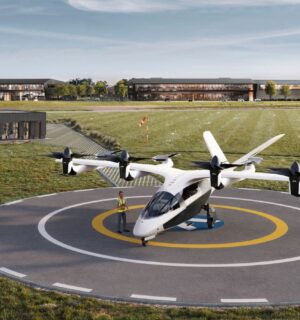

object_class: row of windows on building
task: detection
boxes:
[133,84,253,90]
[0,91,45,101]
[136,92,249,101]
[0,121,44,140]
[0,84,44,90]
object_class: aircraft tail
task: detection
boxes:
[203,131,228,163]
[234,134,285,165]
[203,131,285,166]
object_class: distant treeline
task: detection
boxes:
[54,78,128,100]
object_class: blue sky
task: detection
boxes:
[0,0,300,84]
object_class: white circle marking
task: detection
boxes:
[38,195,300,268]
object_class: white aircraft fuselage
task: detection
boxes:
[55,131,299,245]
[133,171,236,240]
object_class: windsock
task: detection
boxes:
[139,116,148,127]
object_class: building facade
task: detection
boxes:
[0,79,64,101]
[0,111,46,141]
[128,78,255,101]
[255,80,300,100]
[128,78,300,101]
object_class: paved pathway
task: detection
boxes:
[42,124,161,187]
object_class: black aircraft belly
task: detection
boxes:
[163,190,211,230]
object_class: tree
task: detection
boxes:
[69,78,82,86]
[280,84,291,100]
[70,78,93,86]
[115,80,128,101]
[95,81,108,98]
[55,84,69,99]
[265,80,277,100]
[77,83,88,97]
[67,84,77,98]
[86,83,95,97]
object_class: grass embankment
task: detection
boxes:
[0,142,108,205]
[49,108,300,191]
[0,276,299,320]
[1,100,300,111]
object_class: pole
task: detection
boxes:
[146,124,149,143]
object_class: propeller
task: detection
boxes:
[43,147,89,175]
[95,150,151,181]
[269,161,300,197]
[193,156,262,170]
[192,155,262,190]
[96,150,150,163]
[47,147,179,181]
[43,147,90,159]
[192,155,244,171]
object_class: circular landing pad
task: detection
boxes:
[0,187,300,306]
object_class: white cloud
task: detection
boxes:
[67,0,300,13]
[0,26,132,45]
[67,0,180,13]
[0,4,46,15]
[0,25,299,50]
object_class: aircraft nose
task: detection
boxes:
[133,219,153,238]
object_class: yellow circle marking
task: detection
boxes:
[92,204,288,249]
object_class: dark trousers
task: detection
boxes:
[118,211,127,232]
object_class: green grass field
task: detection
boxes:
[48,108,300,191]
[0,142,108,205]
[1,100,300,111]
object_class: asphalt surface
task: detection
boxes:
[0,187,300,306]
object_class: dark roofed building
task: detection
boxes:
[129,78,254,85]
[128,78,255,101]
[0,110,46,141]
[0,79,64,101]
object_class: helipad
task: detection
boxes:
[0,187,299,306]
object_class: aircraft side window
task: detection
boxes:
[170,193,181,210]
[142,192,177,218]
[182,183,198,200]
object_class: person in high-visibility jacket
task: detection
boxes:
[117,191,129,233]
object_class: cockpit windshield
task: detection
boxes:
[142,192,181,219]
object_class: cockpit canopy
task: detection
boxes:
[142,191,181,219]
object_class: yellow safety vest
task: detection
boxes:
[117,197,126,212]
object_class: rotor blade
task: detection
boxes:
[96,151,117,157]
[110,150,122,154]
[203,131,228,163]
[152,153,178,162]
[129,156,151,162]
[234,134,285,165]
[72,153,93,158]
[95,154,121,163]
[192,161,212,170]
[268,168,291,176]
[41,152,64,159]
[221,163,244,169]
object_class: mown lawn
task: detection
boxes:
[0,277,299,320]
[1,100,300,111]
[0,142,108,204]
[48,109,300,191]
